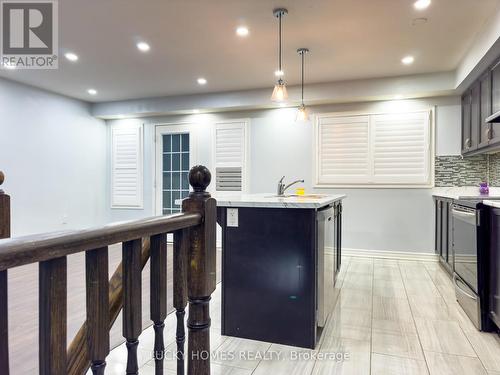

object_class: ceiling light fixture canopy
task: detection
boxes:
[296,48,309,122]
[271,8,288,102]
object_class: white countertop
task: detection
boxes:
[214,193,346,209]
[432,186,500,200]
[483,200,500,208]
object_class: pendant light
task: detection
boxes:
[296,48,309,121]
[271,8,288,102]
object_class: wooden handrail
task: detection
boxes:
[0,165,216,375]
[0,212,201,271]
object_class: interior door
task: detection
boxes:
[155,125,195,216]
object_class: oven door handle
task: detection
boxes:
[454,275,477,300]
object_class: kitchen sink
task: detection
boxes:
[265,194,327,199]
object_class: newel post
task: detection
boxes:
[0,171,11,374]
[182,166,217,375]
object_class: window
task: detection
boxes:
[213,120,250,192]
[314,110,433,187]
[155,124,195,215]
[111,123,143,208]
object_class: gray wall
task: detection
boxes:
[0,78,108,236]
[107,96,461,254]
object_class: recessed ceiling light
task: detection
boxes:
[274,70,284,77]
[64,52,78,62]
[401,55,415,65]
[414,0,431,10]
[197,78,207,85]
[87,89,97,95]
[236,26,249,37]
[136,41,150,52]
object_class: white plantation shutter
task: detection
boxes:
[318,115,370,184]
[214,120,249,192]
[316,110,432,187]
[111,124,143,208]
[372,112,430,184]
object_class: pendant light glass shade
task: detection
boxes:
[296,104,308,121]
[271,79,288,102]
[271,8,288,103]
[296,48,310,122]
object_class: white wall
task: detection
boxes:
[107,96,461,254]
[0,78,108,236]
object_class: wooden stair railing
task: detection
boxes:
[0,165,217,375]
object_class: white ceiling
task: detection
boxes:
[1,0,499,102]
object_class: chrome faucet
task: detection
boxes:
[277,176,305,196]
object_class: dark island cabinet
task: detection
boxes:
[434,197,453,274]
[489,207,500,331]
[462,56,500,154]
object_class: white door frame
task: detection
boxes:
[154,123,197,216]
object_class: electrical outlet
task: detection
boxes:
[227,208,238,227]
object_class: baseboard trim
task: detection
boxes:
[326,247,438,262]
[218,244,437,262]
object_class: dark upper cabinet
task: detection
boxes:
[479,71,492,147]
[461,56,500,154]
[492,60,500,114]
[491,60,500,144]
[470,82,480,151]
[462,90,472,154]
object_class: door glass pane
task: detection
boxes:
[162,133,190,214]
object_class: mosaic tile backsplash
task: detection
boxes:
[435,154,500,187]
[490,153,500,186]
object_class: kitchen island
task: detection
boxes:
[216,193,346,349]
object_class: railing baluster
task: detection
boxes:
[183,166,217,375]
[122,239,142,375]
[0,171,10,375]
[150,233,167,374]
[86,247,110,375]
[67,238,152,375]
[174,228,188,375]
[0,270,8,375]
[39,256,67,375]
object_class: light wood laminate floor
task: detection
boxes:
[103,256,500,375]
